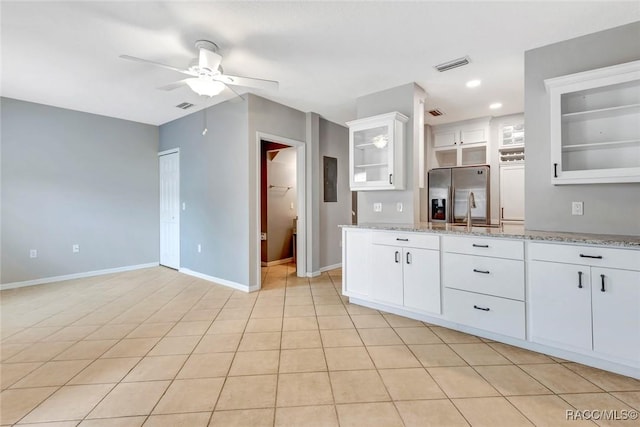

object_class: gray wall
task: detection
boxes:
[319,118,350,268]
[525,22,640,236]
[1,97,159,284]
[356,83,425,224]
[159,100,249,284]
[248,95,308,283]
[266,147,297,262]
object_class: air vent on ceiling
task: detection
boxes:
[434,56,470,72]
[428,109,444,117]
[176,102,194,110]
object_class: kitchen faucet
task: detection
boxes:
[467,191,476,231]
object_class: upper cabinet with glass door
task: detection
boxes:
[347,112,409,190]
[545,60,640,184]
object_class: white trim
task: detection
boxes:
[319,263,342,273]
[306,271,322,278]
[158,148,180,156]
[179,268,253,293]
[255,132,307,291]
[349,297,639,378]
[0,263,159,291]
[261,257,294,267]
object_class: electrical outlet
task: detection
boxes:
[182,202,186,211]
[260,233,267,241]
[572,201,584,216]
[396,202,403,212]
[373,203,382,212]
[72,244,79,253]
[197,244,202,253]
[29,249,38,258]
[290,202,294,210]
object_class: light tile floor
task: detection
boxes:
[1,265,639,426]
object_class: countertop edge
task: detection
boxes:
[340,224,640,249]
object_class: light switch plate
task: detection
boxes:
[29,249,38,258]
[396,202,403,212]
[373,203,382,212]
[72,244,79,253]
[571,201,584,216]
[197,244,202,253]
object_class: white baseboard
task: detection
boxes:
[0,263,159,291]
[306,271,322,278]
[261,257,293,267]
[179,268,252,293]
[319,263,341,273]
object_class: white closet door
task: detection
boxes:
[500,164,525,221]
[159,152,180,269]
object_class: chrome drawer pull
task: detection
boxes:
[473,305,490,312]
[473,269,490,274]
[472,244,489,248]
[579,254,603,259]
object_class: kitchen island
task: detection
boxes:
[341,223,640,378]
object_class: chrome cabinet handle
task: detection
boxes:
[473,269,490,274]
[473,305,490,312]
[394,251,399,263]
[601,274,605,292]
[389,174,393,184]
[406,252,411,264]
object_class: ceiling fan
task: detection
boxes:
[120,40,279,98]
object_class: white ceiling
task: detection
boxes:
[2,2,639,127]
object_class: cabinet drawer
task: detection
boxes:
[371,231,439,250]
[444,288,525,339]
[442,236,523,259]
[528,242,640,271]
[443,253,524,300]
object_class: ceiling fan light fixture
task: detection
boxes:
[186,78,225,97]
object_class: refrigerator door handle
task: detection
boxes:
[449,185,455,223]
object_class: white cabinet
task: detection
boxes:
[347,112,408,191]
[499,164,525,222]
[528,242,640,365]
[442,236,525,339]
[342,228,371,299]
[370,231,441,314]
[545,60,640,184]
[432,118,491,167]
[591,267,640,362]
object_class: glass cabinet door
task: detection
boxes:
[352,124,393,186]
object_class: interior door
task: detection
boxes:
[159,151,180,269]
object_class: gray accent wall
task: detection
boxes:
[356,83,426,224]
[525,22,640,236]
[159,100,250,285]
[319,119,350,269]
[1,97,159,284]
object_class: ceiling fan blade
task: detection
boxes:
[119,55,196,76]
[157,79,191,91]
[223,83,246,103]
[214,74,279,91]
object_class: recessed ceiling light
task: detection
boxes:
[489,102,503,110]
[466,79,481,88]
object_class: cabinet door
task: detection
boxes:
[500,165,525,221]
[591,268,640,363]
[350,121,395,190]
[460,124,489,145]
[343,229,371,298]
[371,244,403,306]
[529,261,592,351]
[434,129,458,148]
[403,248,441,314]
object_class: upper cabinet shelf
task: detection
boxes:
[347,112,409,191]
[545,60,640,184]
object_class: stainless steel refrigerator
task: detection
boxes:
[428,165,490,224]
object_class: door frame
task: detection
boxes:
[158,148,180,269]
[255,132,306,287]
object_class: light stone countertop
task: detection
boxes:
[341,222,640,248]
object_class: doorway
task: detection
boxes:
[159,149,180,269]
[261,141,297,271]
[255,133,306,289]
